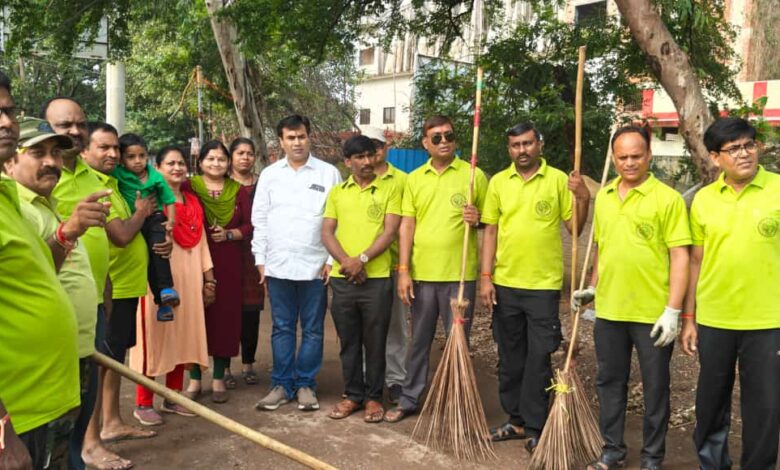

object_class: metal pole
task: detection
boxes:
[196,65,204,143]
[106,62,126,134]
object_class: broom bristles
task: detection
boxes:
[410,298,496,461]
[528,368,601,470]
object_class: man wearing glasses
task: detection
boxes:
[385,115,488,423]
[682,117,780,470]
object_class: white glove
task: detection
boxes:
[571,286,596,311]
[650,306,681,347]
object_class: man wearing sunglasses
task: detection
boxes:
[683,117,780,470]
[385,115,488,423]
[480,122,590,454]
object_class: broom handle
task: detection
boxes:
[456,67,484,304]
[92,352,338,470]
[564,46,586,373]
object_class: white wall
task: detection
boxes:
[355,73,414,133]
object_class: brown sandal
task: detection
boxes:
[364,400,384,423]
[328,399,362,419]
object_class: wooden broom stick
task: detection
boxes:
[455,66,484,305]
[92,352,339,470]
[564,46,586,373]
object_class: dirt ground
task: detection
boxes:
[108,216,773,469]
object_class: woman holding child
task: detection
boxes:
[129,145,214,425]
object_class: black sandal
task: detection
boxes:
[585,459,625,470]
[224,373,237,389]
[489,422,526,442]
[241,370,258,385]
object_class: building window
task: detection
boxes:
[575,1,607,25]
[359,48,375,66]
[359,109,371,125]
[383,107,395,124]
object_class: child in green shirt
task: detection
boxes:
[114,133,179,320]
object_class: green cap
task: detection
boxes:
[17,117,73,150]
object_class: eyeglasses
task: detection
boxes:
[720,141,757,157]
[0,106,18,120]
[430,131,456,145]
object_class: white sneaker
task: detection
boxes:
[255,386,289,411]
[296,387,319,411]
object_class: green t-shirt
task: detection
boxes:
[90,168,149,299]
[323,175,402,278]
[593,174,691,324]
[52,157,112,299]
[112,164,176,213]
[379,163,407,268]
[15,182,98,358]
[481,159,573,290]
[690,166,780,330]
[401,157,488,282]
[0,177,80,434]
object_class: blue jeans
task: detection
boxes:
[267,277,327,398]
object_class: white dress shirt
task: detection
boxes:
[252,154,342,280]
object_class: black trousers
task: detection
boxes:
[101,298,139,362]
[693,325,780,470]
[330,277,392,403]
[492,286,561,437]
[241,305,262,365]
[141,211,173,305]
[594,319,673,467]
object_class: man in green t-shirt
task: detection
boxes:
[682,117,780,470]
[385,115,488,423]
[574,126,691,470]
[6,116,113,470]
[81,122,167,449]
[322,135,401,422]
[0,71,80,470]
[479,123,590,454]
[361,126,409,405]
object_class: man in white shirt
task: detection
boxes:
[252,115,341,412]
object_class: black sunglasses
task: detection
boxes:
[430,131,456,145]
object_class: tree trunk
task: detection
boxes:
[614,0,718,182]
[205,0,269,165]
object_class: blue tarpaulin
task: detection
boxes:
[387,149,429,173]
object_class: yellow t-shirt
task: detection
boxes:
[593,174,691,324]
[481,159,573,289]
[0,178,80,434]
[402,157,488,282]
[53,157,112,299]
[16,182,98,358]
[379,162,407,267]
[690,166,780,330]
[90,168,149,299]
[324,175,401,278]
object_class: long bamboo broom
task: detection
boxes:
[410,67,495,461]
[529,45,603,470]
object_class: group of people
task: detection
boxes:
[0,66,777,470]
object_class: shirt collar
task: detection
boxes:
[280,153,316,170]
[424,157,460,174]
[63,156,91,176]
[605,173,658,196]
[715,165,767,192]
[509,157,549,180]
[379,162,398,180]
[14,181,58,211]
[343,175,379,192]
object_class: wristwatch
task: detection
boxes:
[226,230,234,241]
[359,253,369,263]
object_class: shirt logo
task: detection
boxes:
[636,222,655,241]
[366,202,383,221]
[758,217,779,238]
[450,193,467,208]
[535,200,552,218]
[309,184,325,192]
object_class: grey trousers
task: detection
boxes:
[398,281,475,412]
[385,272,409,387]
[594,319,673,467]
